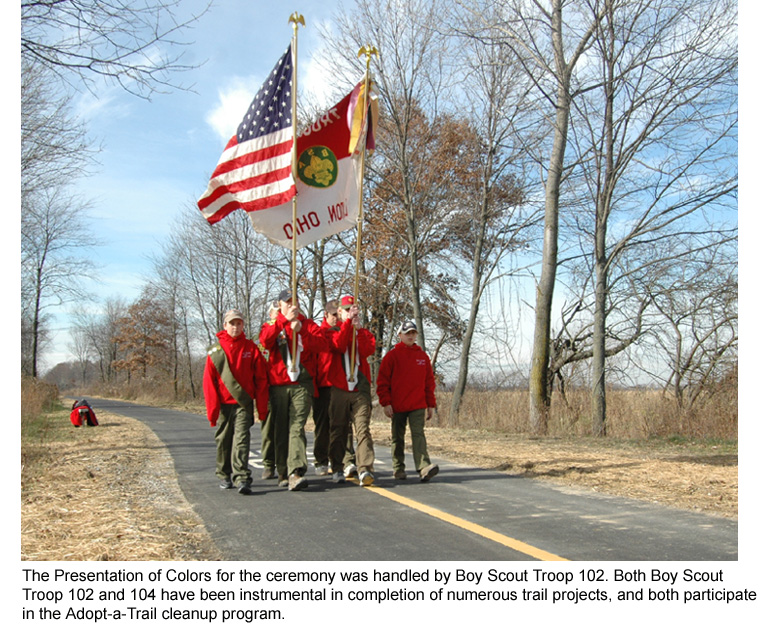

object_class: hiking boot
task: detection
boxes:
[394,469,407,480]
[314,463,329,476]
[237,481,253,495]
[278,475,289,488]
[261,467,275,480]
[359,471,375,487]
[420,464,439,482]
[219,478,234,489]
[288,473,308,491]
[344,463,358,478]
[332,471,346,484]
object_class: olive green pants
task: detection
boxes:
[311,386,332,467]
[329,387,374,473]
[269,384,312,477]
[390,409,431,473]
[214,403,253,485]
[260,401,277,472]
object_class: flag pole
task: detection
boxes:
[349,44,378,385]
[288,12,305,377]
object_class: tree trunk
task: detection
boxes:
[591,259,608,436]
[450,186,488,426]
[529,92,569,435]
[31,267,43,378]
[528,2,571,435]
[450,305,478,426]
[591,2,615,437]
[405,200,426,353]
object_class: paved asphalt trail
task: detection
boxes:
[94,398,738,561]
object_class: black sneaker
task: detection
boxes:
[237,482,253,495]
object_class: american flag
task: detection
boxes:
[198,45,296,224]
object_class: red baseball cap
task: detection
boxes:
[340,295,354,309]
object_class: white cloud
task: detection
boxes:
[73,84,133,124]
[300,46,335,110]
[204,41,340,144]
[204,77,257,142]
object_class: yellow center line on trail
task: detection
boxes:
[349,479,569,561]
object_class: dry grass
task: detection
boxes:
[22,380,736,561]
[21,408,222,561]
[433,387,738,440]
[372,421,738,519]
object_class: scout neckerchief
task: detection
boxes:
[277,330,303,382]
[343,344,359,391]
[340,323,370,394]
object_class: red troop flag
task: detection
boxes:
[247,80,378,249]
[197,45,297,224]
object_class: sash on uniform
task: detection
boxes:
[277,332,304,382]
[208,344,254,414]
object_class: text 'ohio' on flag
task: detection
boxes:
[249,80,378,249]
[197,45,296,224]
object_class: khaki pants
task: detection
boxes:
[391,409,431,473]
[329,387,374,473]
[269,384,312,477]
[215,403,253,485]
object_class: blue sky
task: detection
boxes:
[14,0,753,374]
[24,1,349,370]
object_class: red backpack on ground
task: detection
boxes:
[69,399,99,427]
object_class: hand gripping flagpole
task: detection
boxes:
[288,12,305,381]
[348,44,378,389]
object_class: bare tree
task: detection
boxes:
[443,12,545,424]
[164,210,291,342]
[21,186,97,377]
[318,0,456,352]
[21,60,96,200]
[566,0,737,434]
[20,1,211,375]
[462,0,606,433]
[21,57,97,377]
[21,0,209,98]
[647,243,738,410]
[72,297,128,383]
[68,325,94,386]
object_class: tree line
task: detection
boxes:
[22,0,737,436]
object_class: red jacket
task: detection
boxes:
[316,318,338,388]
[322,320,376,392]
[70,400,98,427]
[258,312,329,388]
[376,342,436,413]
[203,329,269,427]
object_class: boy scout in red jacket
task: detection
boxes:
[259,289,330,491]
[376,320,439,482]
[203,309,269,494]
[324,296,377,486]
[311,299,341,475]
